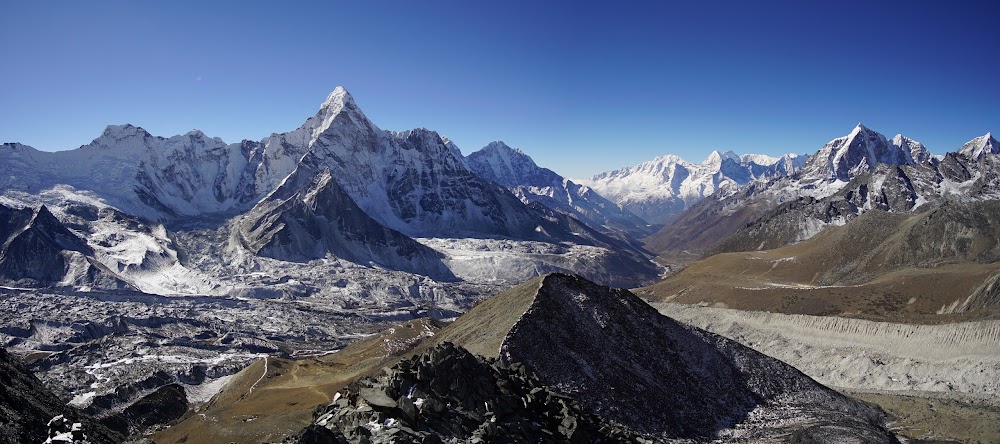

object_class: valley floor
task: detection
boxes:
[844,390,1000,443]
[650,301,1000,443]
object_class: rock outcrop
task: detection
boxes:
[293,342,644,443]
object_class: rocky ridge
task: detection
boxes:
[234,166,453,279]
[293,342,645,443]
[0,203,132,290]
[293,274,898,442]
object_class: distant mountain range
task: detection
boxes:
[2,85,994,291]
[0,87,659,291]
[578,149,807,225]
[645,125,999,261]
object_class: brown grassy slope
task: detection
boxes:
[153,318,443,444]
[640,209,1000,324]
[412,275,542,358]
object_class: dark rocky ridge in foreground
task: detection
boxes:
[294,342,646,443]
[292,273,898,443]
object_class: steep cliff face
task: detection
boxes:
[235,166,453,279]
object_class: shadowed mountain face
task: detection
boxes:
[294,274,898,442]
[718,199,1000,268]
[496,274,896,441]
[294,342,645,443]
[500,275,759,437]
[0,348,123,444]
[235,166,454,279]
[0,204,131,289]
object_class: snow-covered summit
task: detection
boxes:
[959,132,999,159]
[580,149,806,225]
[98,123,153,140]
[322,86,353,109]
[88,124,160,153]
[702,149,741,166]
[740,153,778,165]
[802,124,931,182]
[303,86,378,146]
[465,141,559,188]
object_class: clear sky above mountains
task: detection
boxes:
[2,0,997,178]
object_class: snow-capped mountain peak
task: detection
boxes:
[94,124,156,147]
[890,134,932,164]
[321,86,355,113]
[485,140,525,156]
[305,86,377,146]
[803,124,925,181]
[702,149,740,166]
[959,132,1000,159]
[180,129,224,144]
[465,142,651,238]
[582,148,806,225]
[465,140,560,189]
[740,153,780,165]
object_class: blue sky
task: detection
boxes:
[1,1,997,178]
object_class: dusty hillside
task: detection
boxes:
[641,206,1000,323]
